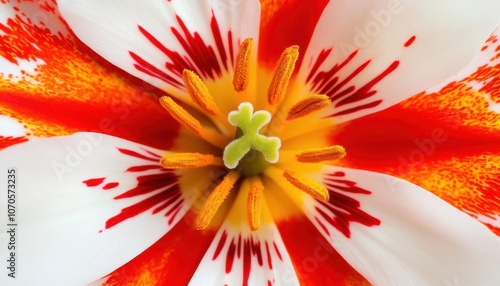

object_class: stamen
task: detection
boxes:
[182,70,220,115]
[196,171,240,230]
[247,176,264,231]
[160,152,223,169]
[296,145,346,163]
[283,170,329,201]
[159,96,228,148]
[286,94,331,120]
[233,38,253,92]
[223,102,281,169]
[159,96,202,135]
[268,45,299,106]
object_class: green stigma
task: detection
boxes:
[223,102,281,172]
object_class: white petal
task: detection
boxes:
[305,167,500,286]
[189,179,299,286]
[189,222,299,286]
[0,133,194,285]
[58,0,260,94]
[0,116,25,137]
[299,0,500,123]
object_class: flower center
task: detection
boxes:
[223,102,281,175]
[158,38,348,231]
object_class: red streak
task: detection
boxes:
[404,35,416,47]
[0,136,28,150]
[103,182,119,190]
[83,177,105,187]
[318,172,381,237]
[307,45,400,117]
[132,11,234,87]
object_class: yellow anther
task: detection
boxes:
[286,94,331,120]
[296,145,346,163]
[283,170,329,201]
[160,152,223,169]
[182,69,220,115]
[159,96,202,135]
[233,38,253,92]
[268,45,299,106]
[247,177,264,231]
[159,96,228,148]
[196,171,240,230]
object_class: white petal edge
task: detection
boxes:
[57,0,260,97]
[298,0,500,123]
[305,166,500,286]
[0,132,195,285]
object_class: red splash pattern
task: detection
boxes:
[306,48,399,117]
[103,210,217,286]
[0,1,179,150]
[212,230,284,286]
[332,28,500,235]
[258,0,329,68]
[131,11,234,88]
[82,147,183,230]
[277,216,369,285]
[306,36,416,117]
[0,136,28,150]
[315,171,380,238]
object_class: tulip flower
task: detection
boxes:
[1,1,500,285]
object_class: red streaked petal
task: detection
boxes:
[277,216,369,285]
[258,0,329,68]
[333,26,500,233]
[306,166,500,285]
[298,0,500,123]
[190,179,300,286]
[58,0,260,99]
[0,133,193,285]
[101,210,217,286]
[0,1,179,148]
[189,221,299,286]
